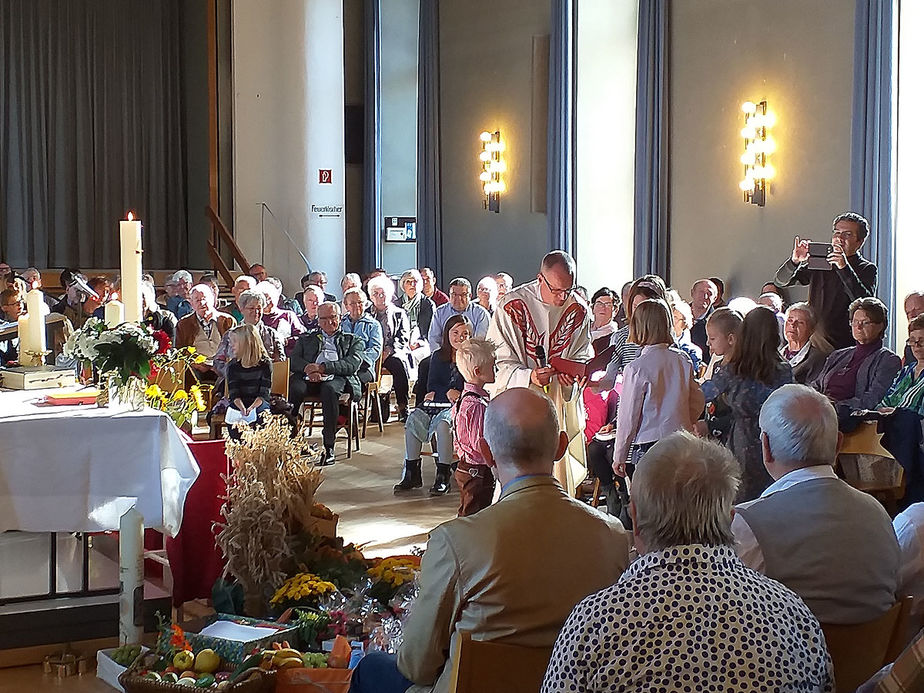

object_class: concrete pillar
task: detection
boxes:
[232,0,345,293]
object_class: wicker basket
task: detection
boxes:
[118,652,273,693]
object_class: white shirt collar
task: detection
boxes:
[786,340,812,367]
[760,464,837,499]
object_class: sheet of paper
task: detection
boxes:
[199,621,279,642]
[224,407,257,425]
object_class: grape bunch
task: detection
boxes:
[110,644,143,667]
[301,652,329,669]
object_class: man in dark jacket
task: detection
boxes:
[774,211,877,350]
[289,301,363,464]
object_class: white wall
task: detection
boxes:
[575,0,638,295]
[669,0,854,301]
[232,0,345,294]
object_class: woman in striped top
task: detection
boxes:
[879,315,924,416]
[226,324,272,420]
[594,275,669,391]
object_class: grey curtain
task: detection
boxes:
[0,0,187,269]
[851,0,896,343]
[547,0,576,255]
[416,0,442,278]
[363,0,383,274]
[633,0,670,281]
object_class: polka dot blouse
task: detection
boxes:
[541,544,834,692]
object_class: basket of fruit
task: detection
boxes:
[117,648,271,692]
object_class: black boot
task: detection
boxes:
[429,463,452,495]
[394,459,423,492]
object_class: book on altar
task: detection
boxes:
[224,407,257,425]
[550,344,615,379]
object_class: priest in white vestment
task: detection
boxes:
[487,251,592,495]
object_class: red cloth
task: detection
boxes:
[583,387,619,442]
[165,438,229,607]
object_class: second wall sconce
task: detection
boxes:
[738,100,776,206]
[479,130,506,213]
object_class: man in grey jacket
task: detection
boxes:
[732,384,900,624]
[349,388,630,693]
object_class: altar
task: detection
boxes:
[0,386,200,652]
[0,387,199,536]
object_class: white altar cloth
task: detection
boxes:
[0,388,199,536]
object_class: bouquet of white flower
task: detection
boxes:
[64,318,158,385]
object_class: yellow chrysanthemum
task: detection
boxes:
[173,389,189,401]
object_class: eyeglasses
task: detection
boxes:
[832,230,857,239]
[908,339,924,348]
[539,272,576,298]
[851,319,878,328]
[594,299,614,308]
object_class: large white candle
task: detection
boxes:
[119,213,143,323]
[118,506,144,645]
[105,295,125,328]
[16,315,33,364]
[24,286,46,361]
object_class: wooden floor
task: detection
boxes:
[0,415,457,691]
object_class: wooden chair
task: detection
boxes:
[362,355,386,438]
[153,362,186,396]
[448,632,553,693]
[837,421,906,515]
[271,359,290,399]
[821,597,912,693]
[301,393,361,458]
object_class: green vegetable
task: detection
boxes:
[195,674,216,687]
[231,653,264,679]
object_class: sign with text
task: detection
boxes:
[312,203,343,219]
[384,216,416,242]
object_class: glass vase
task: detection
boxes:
[109,375,146,412]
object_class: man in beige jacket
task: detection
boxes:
[349,388,630,693]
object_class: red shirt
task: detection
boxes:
[430,289,450,306]
[454,383,490,465]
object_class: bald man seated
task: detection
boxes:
[733,384,900,625]
[349,388,630,693]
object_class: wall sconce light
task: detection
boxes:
[738,100,776,206]
[479,130,506,213]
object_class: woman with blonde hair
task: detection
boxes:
[612,299,704,478]
[226,324,272,421]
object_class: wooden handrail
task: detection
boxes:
[206,205,250,272]
[206,244,235,288]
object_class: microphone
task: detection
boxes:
[535,344,547,368]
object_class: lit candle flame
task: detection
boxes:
[127,212,134,221]
[31,281,39,290]
[112,292,120,301]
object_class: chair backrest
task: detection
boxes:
[271,359,290,399]
[448,632,553,693]
[821,596,912,693]
[154,362,186,395]
[839,421,894,457]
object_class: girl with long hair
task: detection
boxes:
[702,305,793,501]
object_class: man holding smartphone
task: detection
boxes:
[774,212,877,350]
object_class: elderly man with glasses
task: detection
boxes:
[487,250,592,495]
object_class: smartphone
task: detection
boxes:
[807,242,834,270]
